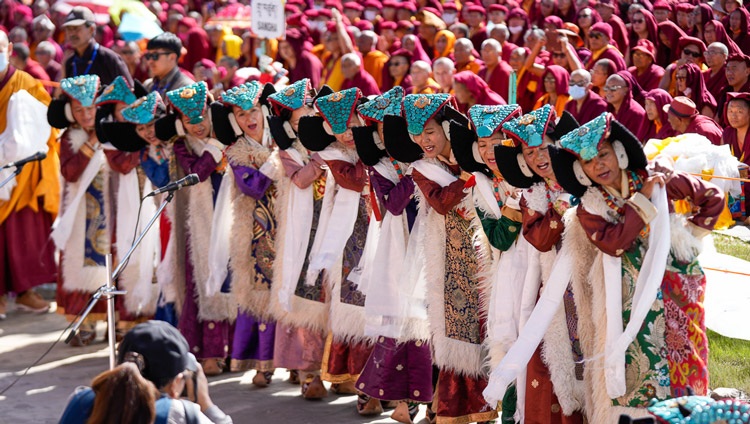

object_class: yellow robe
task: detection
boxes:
[0,68,60,225]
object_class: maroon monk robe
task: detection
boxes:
[704,67,728,101]
[722,126,750,213]
[686,114,724,145]
[502,41,519,63]
[609,97,648,141]
[628,63,665,92]
[479,61,514,106]
[586,47,627,72]
[564,90,608,125]
[341,69,381,96]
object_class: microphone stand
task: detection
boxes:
[65,191,176,369]
[0,165,24,189]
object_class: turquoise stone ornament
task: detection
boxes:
[220,81,263,111]
[60,74,100,107]
[122,92,163,125]
[357,86,405,123]
[469,104,522,138]
[268,78,310,111]
[403,93,451,135]
[559,112,610,161]
[95,76,136,106]
[315,88,362,135]
[166,81,209,124]
[502,104,554,147]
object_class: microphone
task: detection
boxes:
[2,151,46,169]
[146,174,200,197]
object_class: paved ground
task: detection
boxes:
[2,230,749,424]
[0,301,431,424]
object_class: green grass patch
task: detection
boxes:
[708,329,750,394]
[713,233,750,262]
[707,233,750,394]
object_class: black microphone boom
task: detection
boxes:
[146,174,200,197]
[2,151,47,169]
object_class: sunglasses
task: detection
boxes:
[144,51,172,61]
[552,52,567,58]
[603,85,625,91]
[682,49,702,58]
[632,18,644,23]
[389,61,407,67]
[675,75,687,81]
[578,12,592,18]
[569,80,587,87]
[590,32,604,39]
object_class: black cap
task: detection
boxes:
[117,321,198,388]
[62,6,95,27]
[146,32,183,57]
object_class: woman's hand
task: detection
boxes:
[640,172,666,198]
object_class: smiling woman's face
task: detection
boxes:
[412,118,450,159]
[521,137,555,179]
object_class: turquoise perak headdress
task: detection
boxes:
[165,81,209,125]
[60,74,100,107]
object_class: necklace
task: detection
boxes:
[492,176,511,206]
[72,43,99,76]
[390,157,403,179]
[598,169,645,216]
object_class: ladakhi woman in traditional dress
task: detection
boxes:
[297,87,377,411]
[265,78,330,399]
[487,106,585,423]
[101,92,181,326]
[397,93,498,424]
[48,75,133,346]
[546,113,723,421]
[353,86,434,423]
[493,113,724,423]
[94,76,159,338]
[211,81,281,386]
[154,81,236,375]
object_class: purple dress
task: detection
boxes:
[229,162,278,372]
[174,139,231,361]
[355,166,434,403]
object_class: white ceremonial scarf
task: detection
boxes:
[304,145,360,286]
[51,147,105,250]
[363,158,411,338]
[277,147,315,311]
[483,184,670,405]
[206,170,235,297]
[398,159,457,340]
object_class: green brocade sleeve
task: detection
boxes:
[477,207,522,251]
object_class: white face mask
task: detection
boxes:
[364,10,377,21]
[568,84,587,100]
[443,12,457,24]
[509,25,524,34]
[0,49,8,73]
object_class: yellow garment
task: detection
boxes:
[456,59,482,75]
[588,45,623,67]
[321,53,345,91]
[534,93,570,117]
[0,70,60,225]
[222,34,243,60]
[363,50,389,89]
[434,29,456,58]
[413,77,441,94]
